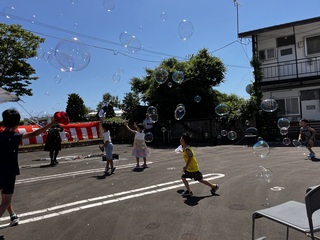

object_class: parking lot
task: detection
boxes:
[0,143,319,240]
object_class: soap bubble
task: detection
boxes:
[160,12,167,21]
[55,37,91,71]
[262,168,273,183]
[283,137,291,146]
[178,19,194,41]
[260,99,278,112]
[147,106,157,115]
[221,130,227,137]
[245,127,258,137]
[215,104,230,116]
[167,82,172,88]
[149,113,159,123]
[174,104,186,120]
[161,127,166,132]
[280,127,288,135]
[113,73,121,83]
[245,120,250,126]
[103,0,116,12]
[292,139,301,147]
[154,68,168,84]
[277,118,290,129]
[227,131,237,141]
[246,84,253,95]
[253,140,270,158]
[194,95,201,103]
[172,71,184,84]
[145,132,153,142]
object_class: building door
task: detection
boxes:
[301,100,320,120]
[277,45,296,79]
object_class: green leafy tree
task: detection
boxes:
[130,48,227,120]
[0,23,44,96]
[97,93,121,118]
[121,92,140,120]
[66,93,87,122]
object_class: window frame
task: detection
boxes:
[305,34,320,56]
[276,97,300,116]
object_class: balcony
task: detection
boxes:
[261,57,320,81]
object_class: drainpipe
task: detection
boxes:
[293,26,299,79]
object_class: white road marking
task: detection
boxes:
[0,173,224,227]
[16,162,153,184]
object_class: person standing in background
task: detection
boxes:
[44,123,63,166]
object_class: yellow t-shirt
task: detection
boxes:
[182,146,199,172]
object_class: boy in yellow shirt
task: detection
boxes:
[180,133,219,196]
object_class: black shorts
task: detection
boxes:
[181,170,203,181]
[0,175,16,194]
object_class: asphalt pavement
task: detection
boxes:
[1,143,320,240]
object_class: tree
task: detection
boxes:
[130,48,227,120]
[97,93,120,118]
[0,24,45,96]
[66,93,87,122]
[121,92,140,120]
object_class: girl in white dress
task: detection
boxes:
[124,122,149,168]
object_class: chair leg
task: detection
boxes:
[252,214,256,240]
[286,226,289,240]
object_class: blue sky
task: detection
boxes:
[0,0,319,120]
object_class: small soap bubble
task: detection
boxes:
[280,127,288,136]
[277,118,290,129]
[160,12,167,21]
[221,130,227,137]
[194,95,201,103]
[283,137,291,146]
[113,73,121,83]
[174,104,186,120]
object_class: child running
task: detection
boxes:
[298,118,316,159]
[180,133,219,197]
[124,122,149,168]
[101,123,115,175]
[0,109,58,226]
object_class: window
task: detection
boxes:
[258,48,276,60]
[305,35,320,55]
[276,97,299,115]
[280,48,293,56]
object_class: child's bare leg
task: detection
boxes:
[0,194,13,217]
[198,179,218,189]
[143,157,147,165]
[136,157,140,166]
[181,177,191,192]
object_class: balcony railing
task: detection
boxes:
[261,57,320,81]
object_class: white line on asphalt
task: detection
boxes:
[15,162,153,184]
[0,173,225,227]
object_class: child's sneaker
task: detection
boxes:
[111,167,116,174]
[310,152,316,159]
[10,213,19,226]
[181,190,193,197]
[142,164,148,168]
[104,168,110,174]
[210,184,219,195]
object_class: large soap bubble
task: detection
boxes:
[253,140,270,158]
[55,37,91,71]
[245,127,258,136]
[178,19,194,41]
[260,99,278,112]
[154,68,169,84]
[215,104,230,116]
[277,118,290,129]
